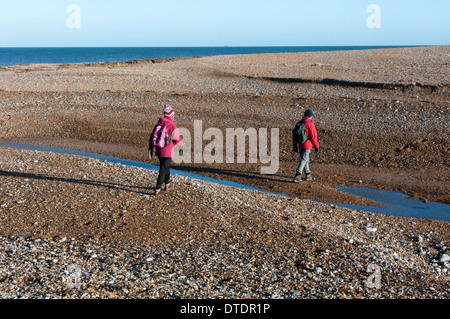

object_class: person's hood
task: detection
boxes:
[158,116,174,125]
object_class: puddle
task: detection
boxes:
[1,142,449,222]
[0,142,287,197]
[333,186,450,222]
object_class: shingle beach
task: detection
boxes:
[0,46,449,299]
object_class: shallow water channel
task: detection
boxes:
[1,142,449,222]
[333,186,449,222]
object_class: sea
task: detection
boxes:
[0,46,412,66]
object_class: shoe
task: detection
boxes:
[293,174,303,183]
[305,173,312,181]
[154,189,165,196]
[165,183,174,191]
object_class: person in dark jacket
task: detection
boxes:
[293,109,319,182]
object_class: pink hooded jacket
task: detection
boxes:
[149,117,183,158]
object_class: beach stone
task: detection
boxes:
[439,254,450,263]
[314,267,323,274]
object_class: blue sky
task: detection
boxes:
[0,0,449,47]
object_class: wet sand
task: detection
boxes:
[0,46,449,298]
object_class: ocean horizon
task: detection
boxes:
[0,45,418,66]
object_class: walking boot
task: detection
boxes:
[293,174,303,183]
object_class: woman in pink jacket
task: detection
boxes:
[148,105,183,195]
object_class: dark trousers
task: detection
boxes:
[156,157,171,189]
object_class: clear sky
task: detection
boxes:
[0,0,449,47]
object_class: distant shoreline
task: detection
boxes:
[0,45,425,67]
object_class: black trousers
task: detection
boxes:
[156,157,171,189]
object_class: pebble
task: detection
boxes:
[439,254,450,263]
